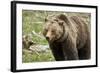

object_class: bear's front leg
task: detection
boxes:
[64,48,79,60]
[49,43,65,61]
[62,43,79,60]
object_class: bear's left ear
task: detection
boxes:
[58,14,67,20]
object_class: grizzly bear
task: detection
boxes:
[43,14,90,61]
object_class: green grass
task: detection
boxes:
[22,49,55,63]
[22,10,55,63]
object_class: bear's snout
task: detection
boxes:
[46,36,49,40]
[45,31,52,41]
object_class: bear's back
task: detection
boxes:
[70,16,90,49]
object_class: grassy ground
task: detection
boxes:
[22,49,55,63]
[22,10,90,63]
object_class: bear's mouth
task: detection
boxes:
[47,39,53,42]
[46,38,55,43]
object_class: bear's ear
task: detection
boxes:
[45,18,48,22]
[58,14,67,20]
[57,14,69,23]
[58,14,71,26]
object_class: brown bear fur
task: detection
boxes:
[43,14,90,61]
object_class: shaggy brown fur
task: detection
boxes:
[43,14,90,61]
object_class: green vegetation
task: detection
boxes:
[22,10,55,63]
[22,49,55,63]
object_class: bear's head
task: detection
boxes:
[43,14,68,43]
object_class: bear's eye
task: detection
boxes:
[51,30,55,33]
[45,29,48,31]
[51,21,54,24]
[54,19,58,22]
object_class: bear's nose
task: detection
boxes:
[46,36,49,40]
